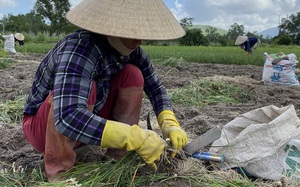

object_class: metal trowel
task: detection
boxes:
[183,126,222,156]
[146,112,222,157]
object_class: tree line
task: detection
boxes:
[0,0,299,46]
[0,0,77,36]
[179,16,300,46]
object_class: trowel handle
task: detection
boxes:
[192,151,224,162]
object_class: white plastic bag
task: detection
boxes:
[262,52,299,86]
[2,33,16,54]
[210,105,300,180]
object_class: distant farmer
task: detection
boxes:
[235,36,261,54]
[14,33,25,46]
[22,0,188,182]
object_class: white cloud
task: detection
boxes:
[180,0,300,32]
[0,0,17,7]
[170,0,188,20]
[0,0,17,19]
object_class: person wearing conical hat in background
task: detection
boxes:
[235,35,261,55]
[22,0,188,182]
[14,33,25,46]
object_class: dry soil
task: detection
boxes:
[1,52,300,185]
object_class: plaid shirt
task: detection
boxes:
[23,29,172,146]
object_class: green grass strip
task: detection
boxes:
[170,79,250,107]
[0,58,17,69]
[0,95,26,123]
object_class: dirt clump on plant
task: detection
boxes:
[1,52,300,185]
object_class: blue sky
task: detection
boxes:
[0,0,300,33]
[0,0,181,19]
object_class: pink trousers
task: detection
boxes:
[22,64,144,153]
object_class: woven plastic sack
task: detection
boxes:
[262,52,299,86]
[210,105,300,180]
[2,33,16,53]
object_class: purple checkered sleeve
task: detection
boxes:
[134,48,172,116]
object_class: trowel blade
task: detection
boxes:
[183,126,222,156]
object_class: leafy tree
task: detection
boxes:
[1,12,48,34]
[246,31,259,36]
[278,12,300,44]
[0,14,14,33]
[34,0,71,35]
[178,17,208,46]
[0,14,28,33]
[295,34,300,45]
[205,26,220,43]
[179,28,209,46]
[0,16,8,34]
[25,11,49,34]
[180,17,194,30]
[227,23,245,40]
[218,34,229,46]
[275,34,293,45]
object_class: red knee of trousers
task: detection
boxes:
[116,64,144,88]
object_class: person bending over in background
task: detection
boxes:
[235,35,261,55]
[22,0,188,182]
[14,33,25,46]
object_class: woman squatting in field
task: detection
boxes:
[22,0,188,182]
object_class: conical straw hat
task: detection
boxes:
[66,0,185,40]
[14,33,25,41]
[235,36,248,45]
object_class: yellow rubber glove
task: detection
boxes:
[157,110,188,158]
[101,120,165,170]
